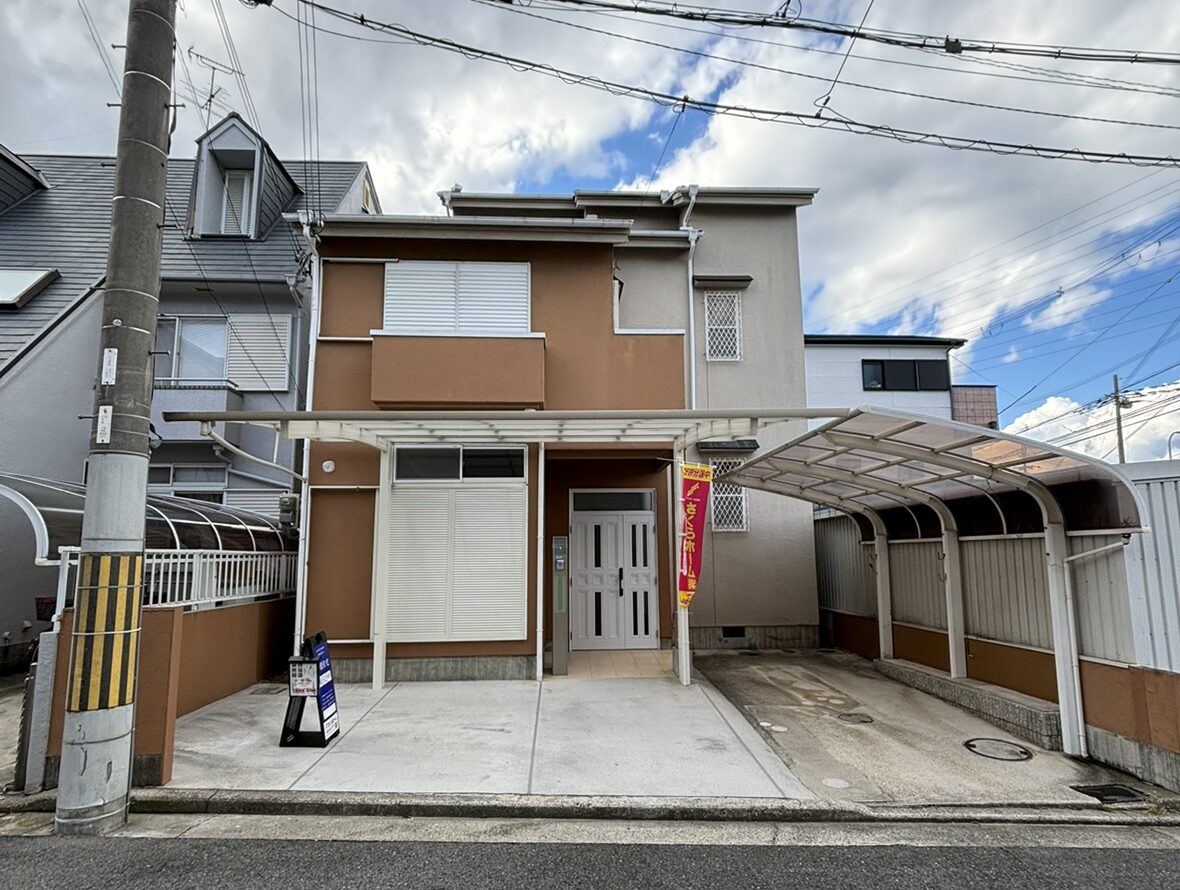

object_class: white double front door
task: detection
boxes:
[569,508,658,650]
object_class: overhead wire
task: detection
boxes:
[290,1,1180,169]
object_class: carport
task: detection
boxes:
[721,407,1147,759]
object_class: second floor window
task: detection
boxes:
[154,314,291,391]
[704,291,742,361]
[861,359,950,392]
[383,261,531,335]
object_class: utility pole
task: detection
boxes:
[55,0,176,836]
[1113,374,1126,464]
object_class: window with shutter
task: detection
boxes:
[226,314,291,391]
[383,261,530,335]
[221,169,254,235]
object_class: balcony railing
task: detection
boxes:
[54,547,297,616]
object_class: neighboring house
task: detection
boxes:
[284,186,818,681]
[804,334,998,427]
[0,113,378,668]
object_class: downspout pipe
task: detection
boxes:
[200,421,306,483]
[1061,535,1131,758]
[681,185,701,410]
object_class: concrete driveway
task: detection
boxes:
[170,675,811,799]
[695,650,1158,806]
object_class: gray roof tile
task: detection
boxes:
[0,153,367,370]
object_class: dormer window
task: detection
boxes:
[221,169,254,235]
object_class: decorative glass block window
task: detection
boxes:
[710,458,748,532]
[704,291,742,361]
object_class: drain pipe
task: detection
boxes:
[1062,535,1131,758]
[200,422,306,482]
[681,185,701,409]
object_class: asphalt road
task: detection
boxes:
[2,837,1179,889]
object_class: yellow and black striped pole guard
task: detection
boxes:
[66,552,143,712]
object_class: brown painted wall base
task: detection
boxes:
[892,624,950,673]
[822,611,880,660]
[966,638,1058,703]
[1081,660,1180,757]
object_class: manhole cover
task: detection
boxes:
[837,712,874,725]
[1071,784,1147,804]
[964,738,1033,761]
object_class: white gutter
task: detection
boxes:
[1061,535,1131,758]
[681,184,701,410]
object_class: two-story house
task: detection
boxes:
[289,186,819,683]
[804,334,998,427]
[0,113,379,668]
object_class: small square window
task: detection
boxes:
[917,359,950,391]
[463,448,525,479]
[862,360,884,390]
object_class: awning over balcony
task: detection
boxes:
[0,473,291,562]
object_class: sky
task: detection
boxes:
[2,0,1180,461]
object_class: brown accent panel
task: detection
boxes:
[307,489,376,640]
[371,335,545,408]
[893,624,951,673]
[176,598,294,717]
[543,455,673,643]
[1081,660,1180,755]
[825,611,879,660]
[313,341,378,409]
[321,262,384,337]
[966,638,1058,703]
[309,442,380,486]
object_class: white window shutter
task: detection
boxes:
[385,488,453,641]
[223,489,285,518]
[457,263,530,333]
[222,169,253,235]
[450,487,528,639]
[384,261,459,332]
[226,314,291,391]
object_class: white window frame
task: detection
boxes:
[379,260,533,337]
[704,290,743,362]
[154,315,230,385]
[392,445,528,486]
[710,458,749,532]
[220,168,254,236]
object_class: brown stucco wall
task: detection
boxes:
[892,624,951,673]
[825,610,879,660]
[176,598,294,717]
[543,454,673,644]
[1081,660,1180,756]
[966,638,1058,703]
[306,488,376,641]
[371,335,546,408]
[318,241,684,411]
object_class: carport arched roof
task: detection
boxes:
[0,473,291,562]
[721,407,1146,535]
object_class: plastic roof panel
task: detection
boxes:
[724,407,1146,534]
[0,473,291,561]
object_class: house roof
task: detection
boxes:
[804,334,967,349]
[0,152,369,372]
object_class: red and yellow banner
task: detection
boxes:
[677,463,713,608]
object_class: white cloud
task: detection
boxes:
[1023,285,1112,331]
[1006,381,1180,461]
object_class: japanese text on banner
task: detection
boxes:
[677,463,713,608]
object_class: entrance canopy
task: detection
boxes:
[0,473,290,563]
[722,408,1146,535]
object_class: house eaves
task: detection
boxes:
[665,186,817,208]
[622,229,691,250]
[804,334,967,349]
[444,193,577,214]
[298,213,634,244]
[0,144,50,192]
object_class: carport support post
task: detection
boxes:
[873,531,893,660]
[941,528,967,678]
[56,0,176,837]
[1044,522,1087,757]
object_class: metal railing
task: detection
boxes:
[54,547,297,617]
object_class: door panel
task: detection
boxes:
[570,505,658,651]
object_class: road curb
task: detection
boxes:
[5,789,1180,826]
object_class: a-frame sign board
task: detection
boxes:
[280,631,341,748]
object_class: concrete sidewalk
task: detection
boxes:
[168,675,811,799]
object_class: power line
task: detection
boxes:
[813,0,874,113]
[291,1,1180,169]
[210,0,261,128]
[539,0,1180,66]
[472,0,1180,133]
[77,0,121,98]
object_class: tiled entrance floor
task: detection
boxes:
[561,649,673,679]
